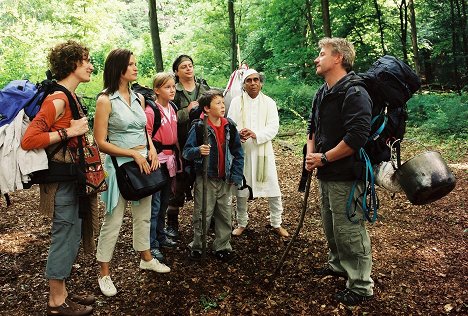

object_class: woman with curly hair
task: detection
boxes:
[21,40,94,316]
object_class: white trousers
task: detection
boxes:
[234,195,283,228]
[96,194,151,262]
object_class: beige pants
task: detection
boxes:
[96,194,151,262]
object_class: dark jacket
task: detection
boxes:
[182,118,244,186]
[308,72,372,181]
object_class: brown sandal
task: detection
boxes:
[47,298,93,316]
[68,293,95,306]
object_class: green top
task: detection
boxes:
[174,81,210,146]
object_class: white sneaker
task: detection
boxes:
[98,275,117,297]
[140,258,171,273]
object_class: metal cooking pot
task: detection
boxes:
[395,151,456,205]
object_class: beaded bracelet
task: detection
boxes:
[57,128,68,142]
[57,129,64,141]
[61,128,68,141]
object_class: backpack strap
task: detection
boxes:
[346,148,379,223]
[146,99,161,138]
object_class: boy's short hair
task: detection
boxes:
[198,89,224,112]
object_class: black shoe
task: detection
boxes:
[160,237,177,249]
[214,250,235,263]
[189,249,202,261]
[335,288,373,306]
[312,266,347,278]
[150,248,164,261]
[165,226,179,239]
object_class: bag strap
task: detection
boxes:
[346,148,379,223]
[54,84,88,191]
[146,99,160,138]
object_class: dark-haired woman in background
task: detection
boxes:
[165,55,210,239]
[93,48,170,298]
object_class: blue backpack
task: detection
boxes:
[0,73,57,127]
[0,73,66,206]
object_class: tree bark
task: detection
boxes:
[450,0,461,91]
[228,0,238,72]
[321,0,331,37]
[399,0,408,62]
[148,0,164,72]
[456,0,468,75]
[408,0,421,76]
[305,0,316,42]
[461,0,468,71]
[373,0,387,55]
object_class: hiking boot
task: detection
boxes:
[165,226,179,239]
[160,237,177,249]
[150,248,164,261]
[312,265,347,278]
[189,249,203,261]
[98,275,117,297]
[335,288,373,306]
[140,258,171,273]
[47,298,92,316]
[214,250,236,263]
[68,293,95,306]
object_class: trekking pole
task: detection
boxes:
[271,171,313,279]
[201,113,209,259]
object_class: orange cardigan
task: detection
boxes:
[21,92,79,150]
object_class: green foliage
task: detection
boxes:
[199,292,228,311]
[407,93,468,139]
[263,79,319,123]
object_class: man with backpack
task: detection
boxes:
[305,37,374,306]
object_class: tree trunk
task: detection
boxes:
[373,0,387,55]
[450,0,461,91]
[399,0,408,62]
[148,0,164,72]
[305,0,317,42]
[460,0,468,72]
[408,0,421,76]
[228,0,238,72]
[321,0,331,37]
[456,0,468,77]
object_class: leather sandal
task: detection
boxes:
[68,293,95,306]
[273,226,290,237]
[47,298,93,316]
[232,226,246,236]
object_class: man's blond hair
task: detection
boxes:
[318,37,355,72]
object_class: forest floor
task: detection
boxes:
[0,141,467,316]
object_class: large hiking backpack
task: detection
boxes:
[0,71,58,127]
[131,82,179,138]
[358,55,421,166]
[346,56,421,223]
[0,75,85,206]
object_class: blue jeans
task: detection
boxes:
[45,182,82,280]
[150,178,172,249]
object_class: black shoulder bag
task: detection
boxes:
[110,132,169,201]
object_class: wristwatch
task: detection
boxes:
[321,153,329,165]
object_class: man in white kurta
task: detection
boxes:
[227,69,289,237]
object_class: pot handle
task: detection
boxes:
[396,138,431,167]
[399,138,430,151]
